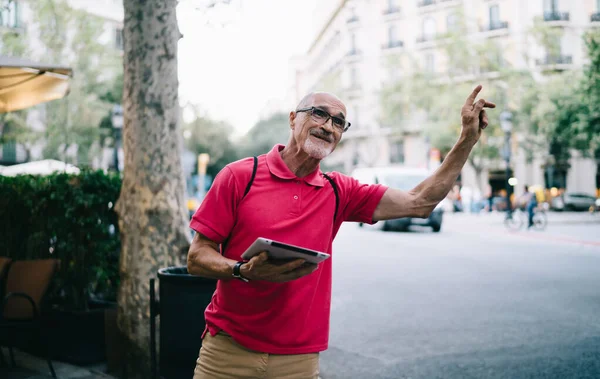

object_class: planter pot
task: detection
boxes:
[151,266,217,379]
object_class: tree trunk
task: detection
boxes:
[115,0,189,377]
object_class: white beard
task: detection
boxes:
[303,135,334,159]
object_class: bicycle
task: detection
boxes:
[503,204,548,231]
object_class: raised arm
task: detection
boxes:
[373,85,495,221]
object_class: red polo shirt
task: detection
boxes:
[190,144,387,354]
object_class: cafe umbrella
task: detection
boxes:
[0,56,72,113]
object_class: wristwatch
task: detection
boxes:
[232,261,249,282]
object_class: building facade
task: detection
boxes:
[292,0,600,197]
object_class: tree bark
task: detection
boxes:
[116,0,188,376]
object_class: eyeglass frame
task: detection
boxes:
[295,106,351,133]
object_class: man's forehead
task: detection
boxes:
[311,93,346,116]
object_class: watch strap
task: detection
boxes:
[232,261,249,282]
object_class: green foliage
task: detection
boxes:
[380,14,600,179]
[182,106,241,178]
[0,170,122,311]
[529,17,564,59]
[239,113,290,157]
[380,23,509,165]
[513,29,600,160]
[580,30,600,147]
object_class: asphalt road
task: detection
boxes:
[320,212,600,379]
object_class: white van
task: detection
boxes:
[351,166,445,232]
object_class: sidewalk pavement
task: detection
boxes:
[1,348,116,379]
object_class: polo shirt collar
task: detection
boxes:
[266,144,325,187]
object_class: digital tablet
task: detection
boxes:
[240,237,330,264]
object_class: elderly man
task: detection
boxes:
[188,86,495,378]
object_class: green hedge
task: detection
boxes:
[0,170,121,311]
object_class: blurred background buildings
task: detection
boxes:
[290,0,600,198]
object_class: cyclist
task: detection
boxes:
[519,185,538,229]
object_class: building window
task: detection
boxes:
[0,0,19,28]
[388,25,397,43]
[390,141,404,164]
[489,5,500,25]
[384,0,400,14]
[350,66,358,87]
[350,33,357,54]
[423,17,436,41]
[425,53,435,73]
[447,13,458,32]
[543,0,558,13]
[347,6,358,23]
[115,27,124,50]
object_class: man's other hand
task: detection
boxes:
[461,85,496,144]
[240,252,318,282]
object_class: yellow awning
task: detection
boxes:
[0,56,72,113]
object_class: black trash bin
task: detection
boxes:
[150,266,217,379]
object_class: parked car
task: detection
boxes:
[351,166,445,232]
[551,192,597,211]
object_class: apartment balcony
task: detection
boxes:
[481,21,508,31]
[480,21,509,38]
[382,40,404,51]
[535,55,573,70]
[0,22,27,35]
[591,12,600,22]
[543,11,570,22]
[344,49,362,63]
[382,6,400,15]
[417,0,436,7]
[416,35,437,49]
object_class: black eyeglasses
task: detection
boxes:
[296,107,351,132]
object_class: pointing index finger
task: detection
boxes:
[465,84,483,107]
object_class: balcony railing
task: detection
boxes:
[543,11,570,22]
[417,0,436,7]
[0,21,26,34]
[591,12,600,22]
[481,21,509,31]
[347,15,359,23]
[536,55,573,66]
[382,6,400,15]
[416,35,436,43]
[382,40,404,49]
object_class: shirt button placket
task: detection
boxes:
[292,183,301,215]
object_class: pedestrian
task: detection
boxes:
[188,86,495,378]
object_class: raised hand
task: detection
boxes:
[240,252,318,283]
[461,85,496,144]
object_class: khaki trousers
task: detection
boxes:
[193,332,320,379]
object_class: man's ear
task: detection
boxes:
[289,111,296,130]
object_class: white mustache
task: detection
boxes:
[310,131,333,143]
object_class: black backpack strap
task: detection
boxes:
[322,173,339,221]
[243,156,258,199]
[222,156,258,256]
